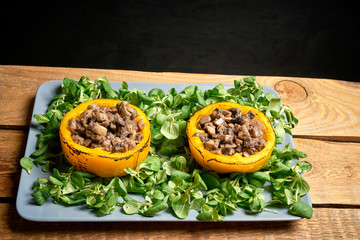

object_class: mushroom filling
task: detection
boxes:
[194,107,267,156]
[69,101,146,153]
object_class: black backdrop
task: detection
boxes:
[2,1,359,81]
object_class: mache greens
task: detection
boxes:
[20,76,313,220]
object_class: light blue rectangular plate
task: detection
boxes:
[16,80,312,222]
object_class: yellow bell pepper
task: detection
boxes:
[59,99,150,178]
[186,102,275,173]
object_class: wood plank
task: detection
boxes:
[0,203,359,239]
[294,138,360,205]
[2,128,360,206]
[261,77,360,141]
[1,66,359,141]
[0,129,27,198]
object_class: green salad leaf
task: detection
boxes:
[20,157,34,175]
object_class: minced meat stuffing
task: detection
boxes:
[69,101,146,153]
[194,107,267,156]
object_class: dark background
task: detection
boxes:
[2,1,359,81]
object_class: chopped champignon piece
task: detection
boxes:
[106,132,115,140]
[194,107,267,156]
[210,148,222,155]
[223,148,235,156]
[219,134,233,143]
[118,101,131,117]
[72,135,84,145]
[80,110,93,127]
[249,118,266,131]
[84,138,92,147]
[238,125,251,139]
[136,132,144,142]
[96,111,108,122]
[70,101,146,153]
[109,106,118,113]
[69,119,78,133]
[229,107,242,117]
[91,143,101,149]
[204,139,215,150]
[206,124,216,136]
[218,109,232,117]
[213,117,224,126]
[88,103,99,110]
[200,115,211,125]
[137,119,145,131]
[101,139,112,152]
[243,138,257,148]
[193,132,206,142]
[240,114,250,128]
[90,122,108,136]
[249,126,261,138]
[247,110,255,119]
[242,151,250,157]
[248,147,259,155]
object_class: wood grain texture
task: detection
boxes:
[1,66,359,141]
[263,78,360,141]
[0,130,26,198]
[2,128,359,205]
[294,138,360,205]
[1,203,359,240]
[0,65,359,239]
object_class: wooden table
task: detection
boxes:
[1,65,359,239]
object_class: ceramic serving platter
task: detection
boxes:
[16,80,312,222]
